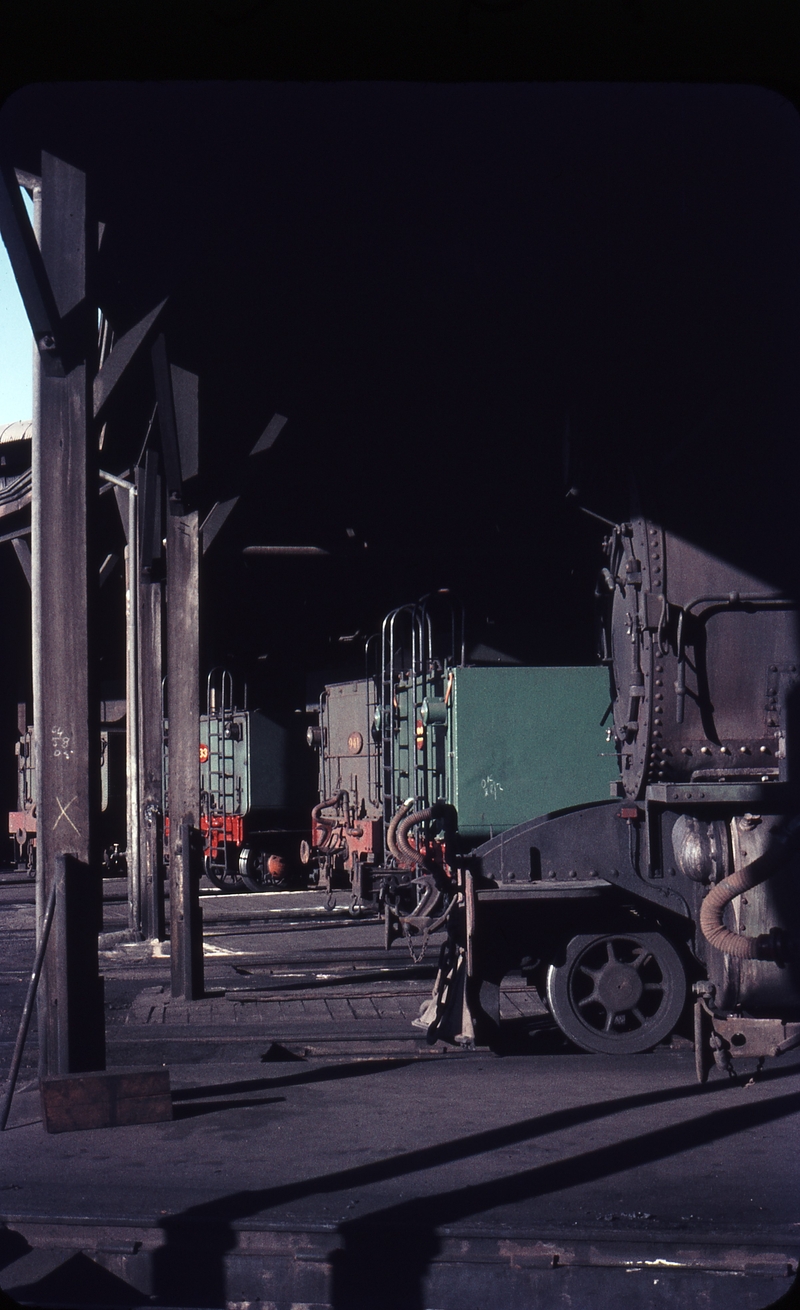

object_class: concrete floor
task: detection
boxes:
[2,1048,800,1228]
[1,876,799,1308]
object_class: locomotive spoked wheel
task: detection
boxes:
[204,855,243,892]
[238,845,290,892]
[545,932,687,1054]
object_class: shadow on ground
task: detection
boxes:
[151,1059,800,1309]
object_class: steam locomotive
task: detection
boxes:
[9,673,294,893]
[306,524,800,1076]
[303,595,619,908]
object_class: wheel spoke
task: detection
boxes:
[606,940,618,965]
[631,950,653,972]
[630,1008,646,1027]
[603,1009,618,1032]
[577,989,601,1009]
[578,965,602,984]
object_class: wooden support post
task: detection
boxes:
[108,472,141,939]
[32,153,105,1075]
[137,455,165,941]
[53,854,106,1071]
[154,336,203,998]
[166,507,203,997]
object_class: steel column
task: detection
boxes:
[32,153,104,1075]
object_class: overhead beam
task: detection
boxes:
[0,158,65,376]
[93,298,167,422]
[171,365,199,482]
[201,414,289,555]
[200,496,238,554]
[12,536,32,586]
[250,412,287,455]
[151,334,183,511]
[243,545,329,557]
[0,525,31,545]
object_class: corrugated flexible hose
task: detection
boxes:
[390,800,454,930]
[386,797,415,865]
[699,812,800,958]
[395,804,439,867]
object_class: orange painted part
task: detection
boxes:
[8,810,37,835]
[348,818,382,863]
[312,817,382,869]
[163,813,244,858]
[202,812,244,858]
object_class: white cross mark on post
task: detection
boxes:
[53,795,80,835]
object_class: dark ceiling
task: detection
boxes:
[1,77,800,754]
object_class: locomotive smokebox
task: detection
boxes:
[602,520,800,798]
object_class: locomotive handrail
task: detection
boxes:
[674,592,796,723]
[379,594,463,825]
[380,602,430,824]
[418,588,466,668]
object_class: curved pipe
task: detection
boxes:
[312,791,347,823]
[386,798,414,864]
[395,800,454,868]
[312,791,348,850]
[395,804,436,867]
[699,814,800,958]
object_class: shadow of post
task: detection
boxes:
[151,1218,237,1309]
[148,1061,800,1310]
[330,1221,440,1310]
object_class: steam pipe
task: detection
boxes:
[387,797,414,864]
[311,791,348,849]
[699,813,800,959]
[395,799,454,869]
[396,803,438,867]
